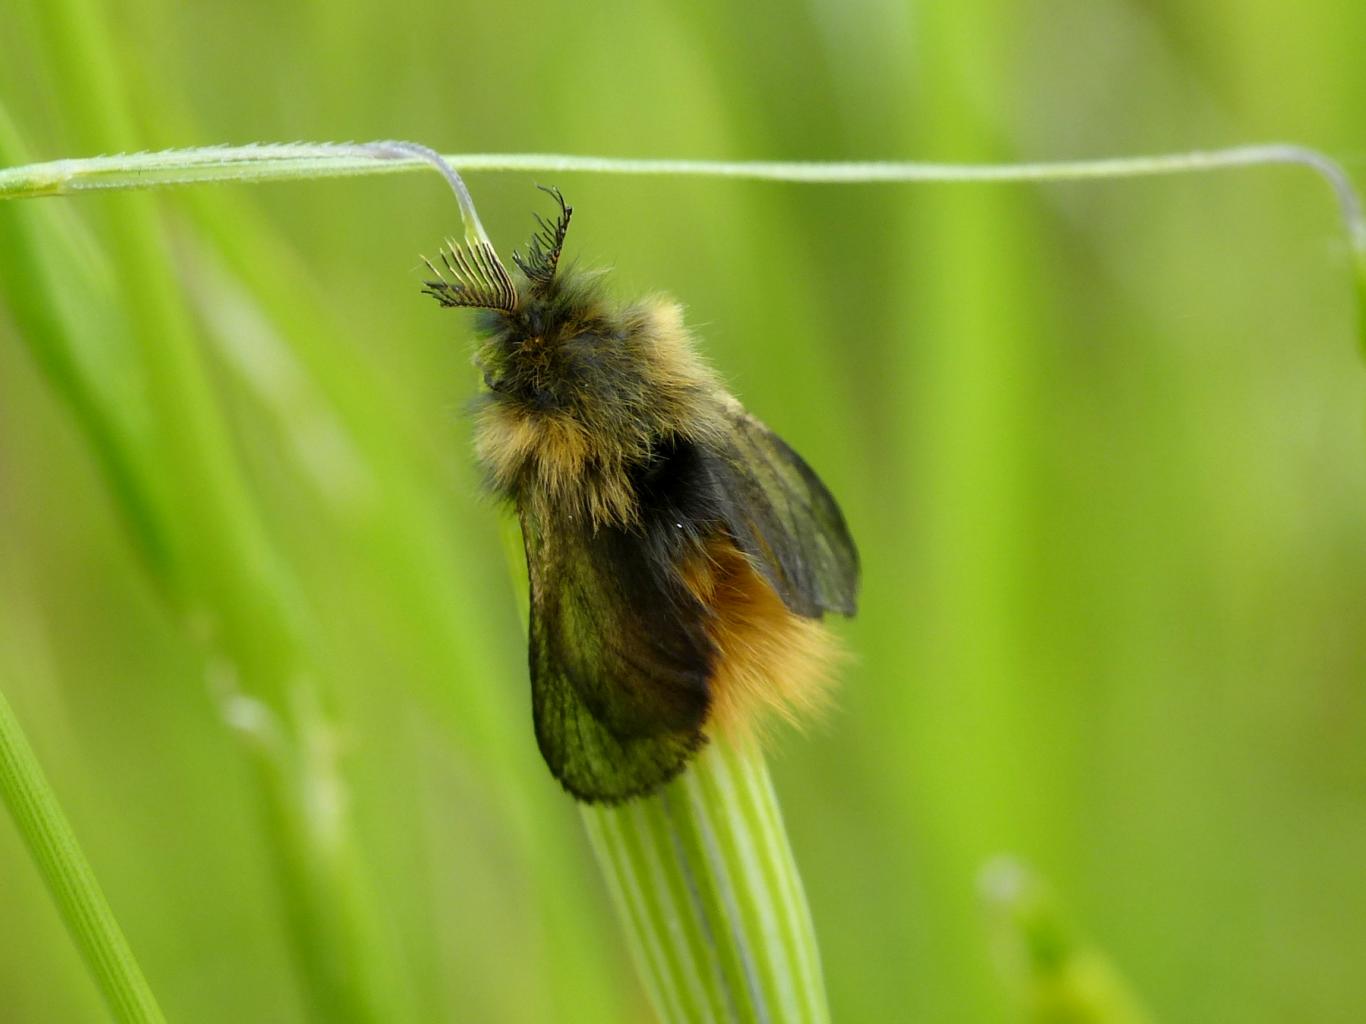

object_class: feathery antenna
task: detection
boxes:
[513,185,573,291]
[421,237,518,311]
[369,140,519,312]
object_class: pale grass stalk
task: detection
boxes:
[582,739,828,1024]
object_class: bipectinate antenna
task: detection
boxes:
[512,185,573,292]
[369,140,518,312]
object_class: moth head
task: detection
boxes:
[426,186,656,440]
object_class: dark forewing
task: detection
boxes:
[519,410,856,802]
[522,508,713,803]
[702,407,860,618]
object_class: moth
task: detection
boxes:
[423,187,859,803]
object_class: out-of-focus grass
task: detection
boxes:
[0,680,166,1024]
[982,858,1153,1024]
[1,1,1364,1022]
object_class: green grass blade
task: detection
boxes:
[0,105,169,580]
[0,685,167,1024]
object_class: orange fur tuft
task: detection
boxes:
[679,538,842,740]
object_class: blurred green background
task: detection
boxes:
[2,0,1364,1021]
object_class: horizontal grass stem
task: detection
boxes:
[0,142,1360,251]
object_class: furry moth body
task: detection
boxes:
[426,188,860,802]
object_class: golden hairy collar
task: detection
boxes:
[473,293,728,528]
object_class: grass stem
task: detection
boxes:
[0,685,167,1024]
[0,142,1360,250]
[583,739,829,1024]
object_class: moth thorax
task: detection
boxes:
[475,398,641,528]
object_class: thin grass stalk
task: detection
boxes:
[0,685,166,1024]
[0,143,1359,232]
[3,141,1361,348]
[583,739,829,1024]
